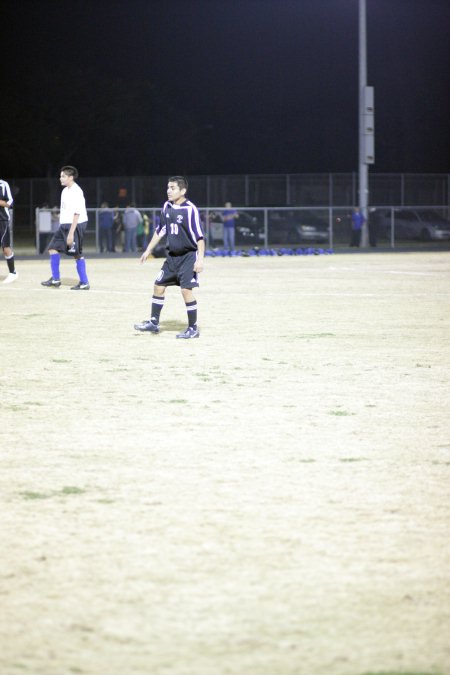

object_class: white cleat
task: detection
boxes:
[3,272,18,284]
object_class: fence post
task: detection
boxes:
[328,207,333,250]
[263,208,268,248]
[206,175,211,207]
[95,208,99,252]
[390,207,395,249]
[205,209,210,248]
[30,178,34,237]
[35,208,39,253]
[447,174,450,219]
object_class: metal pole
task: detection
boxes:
[30,178,34,238]
[448,173,450,219]
[359,0,369,247]
[35,208,39,254]
[95,208,99,253]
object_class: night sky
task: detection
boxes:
[2,0,449,177]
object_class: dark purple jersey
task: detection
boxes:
[157,199,204,255]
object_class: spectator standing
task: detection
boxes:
[350,207,365,247]
[113,206,122,252]
[122,202,142,252]
[0,177,18,283]
[368,209,379,247]
[138,212,151,250]
[98,201,114,252]
[222,201,239,251]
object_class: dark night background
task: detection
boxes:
[1,0,449,178]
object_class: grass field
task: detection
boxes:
[1,252,449,675]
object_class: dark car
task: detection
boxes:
[235,211,265,245]
[379,209,450,241]
[208,209,329,247]
[208,210,264,246]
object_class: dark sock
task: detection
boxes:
[151,295,165,324]
[186,300,197,328]
[6,255,15,274]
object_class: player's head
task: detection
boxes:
[167,176,188,204]
[61,165,79,180]
[168,176,188,192]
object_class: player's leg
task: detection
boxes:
[41,226,65,287]
[71,223,90,290]
[176,287,199,339]
[176,253,200,339]
[229,226,235,251]
[2,241,19,284]
[150,283,166,322]
[71,256,90,290]
[134,284,166,333]
[223,227,230,251]
[182,287,198,326]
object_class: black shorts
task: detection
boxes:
[47,222,88,255]
[155,251,199,288]
[0,220,12,249]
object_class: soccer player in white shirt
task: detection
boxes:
[41,166,90,290]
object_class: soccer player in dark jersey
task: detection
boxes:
[0,178,18,283]
[134,176,204,339]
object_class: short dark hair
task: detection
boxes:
[168,175,188,191]
[61,165,79,179]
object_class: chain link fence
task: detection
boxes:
[33,205,450,254]
[9,173,450,240]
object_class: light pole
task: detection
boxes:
[359,0,375,247]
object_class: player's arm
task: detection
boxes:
[139,230,163,263]
[0,182,13,208]
[194,238,205,273]
[0,183,13,209]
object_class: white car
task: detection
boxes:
[380,209,450,241]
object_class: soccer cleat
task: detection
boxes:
[3,272,18,284]
[176,326,200,339]
[134,320,160,333]
[41,277,61,287]
[70,282,90,290]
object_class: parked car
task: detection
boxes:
[378,209,450,241]
[208,209,329,247]
[235,211,265,245]
[295,215,329,243]
[208,210,264,246]
[269,211,329,245]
